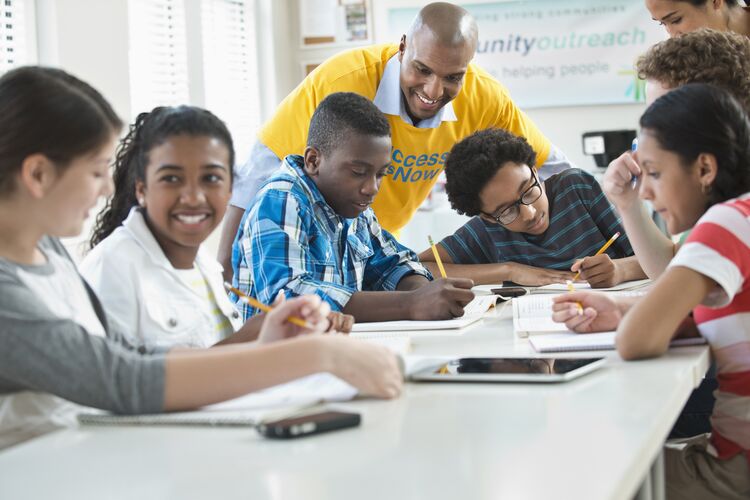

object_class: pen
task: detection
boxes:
[223,282,312,329]
[567,280,583,315]
[428,235,447,279]
[572,231,621,282]
[630,137,639,189]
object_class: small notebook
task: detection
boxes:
[350,295,495,333]
[351,314,483,332]
[77,373,358,427]
[534,279,651,293]
[530,331,707,353]
[474,279,651,297]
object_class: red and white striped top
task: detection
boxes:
[670,194,750,462]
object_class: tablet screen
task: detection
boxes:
[431,357,602,376]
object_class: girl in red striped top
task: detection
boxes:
[553,83,750,499]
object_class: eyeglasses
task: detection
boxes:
[481,167,542,225]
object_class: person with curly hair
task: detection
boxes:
[637,28,750,112]
[646,0,750,38]
[418,129,646,287]
[605,29,750,280]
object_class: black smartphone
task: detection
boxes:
[490,286,528,298]
[256,410,361,439]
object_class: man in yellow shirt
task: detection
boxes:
[218,2,574,278]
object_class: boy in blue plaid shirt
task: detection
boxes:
[231,92,474,322]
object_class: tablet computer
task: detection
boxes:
[410,357,606,383]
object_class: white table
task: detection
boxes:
[0,304,709,500]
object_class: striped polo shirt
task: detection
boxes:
[669,194,750,463]
[438,168,633,269]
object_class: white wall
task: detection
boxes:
[36,0,132,121]
[35,0,132,260]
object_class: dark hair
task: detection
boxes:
[636,29,750,112]
[0,66,122,195]
[89,105,234,248]
[444,128,536,216]
[640,83,750,207]
[306,92,390,156]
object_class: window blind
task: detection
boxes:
[128,0,189,117]
[0,0,28,73]
[201,0,260,162]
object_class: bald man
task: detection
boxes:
[219,2,574,279]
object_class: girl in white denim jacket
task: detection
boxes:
[81,106,353,350]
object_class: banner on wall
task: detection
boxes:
[387,0,666,108]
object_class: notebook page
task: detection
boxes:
[351,314,483,332]
[512,294,563,337]
[463,294,501,315]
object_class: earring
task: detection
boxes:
[701,184,712,196]
[137,197,145,206]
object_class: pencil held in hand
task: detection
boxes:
[428,235,447,279]
[223,283,312,329]
[572,231,621,282]
[566,280,583,316]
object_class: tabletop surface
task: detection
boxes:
[0,304,710,500]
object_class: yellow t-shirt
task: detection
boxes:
[259,43,551,234]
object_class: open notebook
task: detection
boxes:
[534,279,651,293]
[530,331,706,353]
[474,279,651,296]
[77,373,358,427]
[512,294,566,338]
[351,294,499,334]
[513,292,648,338]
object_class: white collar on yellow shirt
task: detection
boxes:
[372,54,457,129]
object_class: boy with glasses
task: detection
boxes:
[419,129,645,287]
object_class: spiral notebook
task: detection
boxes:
[77,373,358,427]
[530,331,706,353]
[351,295,497,334]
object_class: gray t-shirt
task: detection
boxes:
[0,237,165,449]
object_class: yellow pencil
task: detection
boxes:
[572,231,621,282]
[428,235,447,278]
[223,283,312,329]
[567,280,583,315]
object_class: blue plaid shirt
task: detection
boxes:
[230,155,432,319]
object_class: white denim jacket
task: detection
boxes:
[80,208,242,351]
